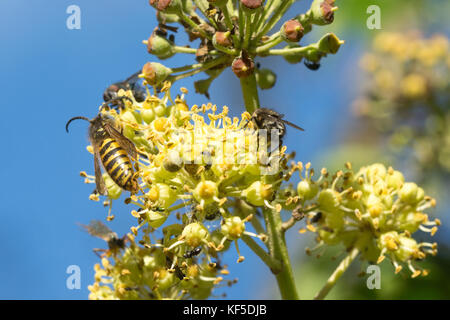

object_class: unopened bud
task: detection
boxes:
[146,33,175,59]
[149,0,181,13]
[240,0,263,10]
[317,33,344,54]
[310,0,337,26]
[232,53,255,78]
[213,31,233,48]
[140,62,172,86]
[281,20,304,43]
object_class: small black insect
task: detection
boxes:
[183,247,202,259]
[103,71,146,108]
[79,220,127,257]
[304,60,321,71]
[250,108,304,148]
[311,211,323,223]
[165,254,185,280]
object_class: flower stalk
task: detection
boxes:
[314,247,359,300]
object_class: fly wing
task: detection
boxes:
[123,70,142,84]
[281,119,305,131]
[79,220,116,241]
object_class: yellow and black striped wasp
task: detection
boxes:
[66,97,139,195]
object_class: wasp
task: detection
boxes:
[80,220,128,257]
[66,97,139,195]
[249,108,304,148]
[103,71,146,108]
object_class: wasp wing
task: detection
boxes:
[102,122,138,160]
[93,144,107,195]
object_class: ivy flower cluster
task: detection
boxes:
[354,32,450,176]
[83,82,439,299]
[297,163,439,278]
[73,2,443,300]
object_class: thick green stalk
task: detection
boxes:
[239,73,260,114]
[262,207,299,300]
[239,59,298,300]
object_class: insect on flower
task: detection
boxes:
[249,108,305,147]
[66,97,140,195]
[183,247,202,259]
[103,70,146,109]
[80,220,128,257]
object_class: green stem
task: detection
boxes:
[255,36,283,54]
[173,46,198,54]
[241,234,281,272]
[179,13,212,40]
[262,206,299,300]
[267,44,316,56]
[256,0,294,41]
[169,56,229,82]
[238,48,298,300]
[239,73,260,114]
[314,247,360,300]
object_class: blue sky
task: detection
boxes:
[0,1,447,299]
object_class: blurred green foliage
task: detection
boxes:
[291,0,450,300]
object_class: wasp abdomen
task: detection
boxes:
[99,138,135,191]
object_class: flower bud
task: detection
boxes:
[120,110,138,139]
[193,180,219,205]
[103,173,122,200]
[387,169,404,189]
[378,231,400,252]
[243,181,273,206]
[297,180,319,200]
[240,0,263,10]
[310,0,337,26]
[394,236,419,262]
[157,269,176,290]
[147,183,177,207]
[399,182,419,204]
[146,34,175,59]
[232,54,255,78]
[182,222,210,247]
[255,68,277,90]
[281,20,304,43]
[140,62,172,86]
[149,0,181,13]
[317,189,340,211]
[317,33,344,54]
[156,10,180,23]
[147,209,168,228]
[213,31,233,48]
[142,108,156,124]
[163,149,183,172]
[221,216,246,240]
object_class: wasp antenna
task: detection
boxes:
[66,116,90,133]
